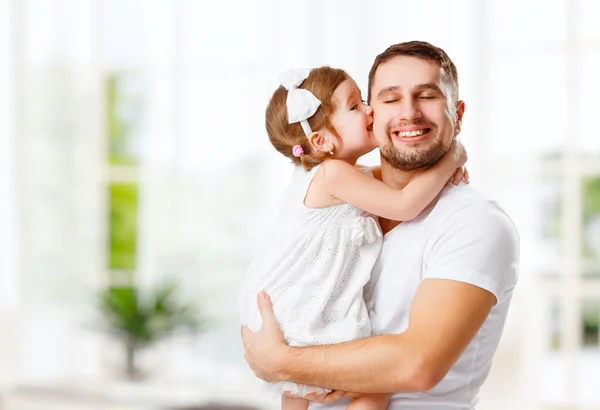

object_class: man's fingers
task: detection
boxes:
[323,390,347,402]
[256,291,278,330]
[304,392,327,402]
[343,391,361,399]
[241,325,252,346]
[312,393,328,402]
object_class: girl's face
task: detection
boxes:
[328,78,377,164]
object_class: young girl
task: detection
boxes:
[239,67,467,410]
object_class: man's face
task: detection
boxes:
[370,56,464,171]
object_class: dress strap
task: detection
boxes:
[291,163,321,205]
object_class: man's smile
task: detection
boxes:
[391,126,433,143]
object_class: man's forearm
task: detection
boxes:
[243,281,494,393]
[277,333,434,393]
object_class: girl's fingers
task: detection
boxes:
[453,167,464,185]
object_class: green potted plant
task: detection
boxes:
[98,280,205,380]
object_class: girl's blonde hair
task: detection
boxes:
[265,66,348,170]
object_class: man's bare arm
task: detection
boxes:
[242,279,496,393]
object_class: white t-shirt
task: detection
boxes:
[310,183,520,410]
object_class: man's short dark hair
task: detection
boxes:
[367,41,459,104]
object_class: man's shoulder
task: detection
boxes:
[435,184,504,215]
[432,184,519,239]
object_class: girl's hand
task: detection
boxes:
[448,139,468,168]
[446,166,469,186]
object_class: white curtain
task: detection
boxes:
[3,0,106,382]
[0,0,20,387]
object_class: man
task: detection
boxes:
[242,41,519,409]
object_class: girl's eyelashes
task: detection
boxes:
[350,99,368,110]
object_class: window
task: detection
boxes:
[106,73,143,284]
[582,299,600,347]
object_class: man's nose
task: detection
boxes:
[399,98,422,121]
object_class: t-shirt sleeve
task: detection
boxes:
[423,202,520,304]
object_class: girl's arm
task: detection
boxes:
[322,141,467,221]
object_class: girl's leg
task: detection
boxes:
[346,393,392,410]
[281,395,310,410]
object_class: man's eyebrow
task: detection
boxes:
[376,85,401,98]
[414,83,444,94]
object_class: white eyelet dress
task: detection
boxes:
[239,164,383,396]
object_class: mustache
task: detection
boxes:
[385,120,435,135]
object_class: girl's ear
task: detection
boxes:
[308,130,335,154]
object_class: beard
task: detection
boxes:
[379,121,452,171]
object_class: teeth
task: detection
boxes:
[398,130,425,138]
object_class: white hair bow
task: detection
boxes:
[279,68,321,137]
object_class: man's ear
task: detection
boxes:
[308,130,335,154]
[455,100,465,135]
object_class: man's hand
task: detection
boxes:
[241,291,291,383]
[242,291,350,402]
[284,390,356,403]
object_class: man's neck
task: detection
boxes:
[379,160,425,189]
[378,157,428,235]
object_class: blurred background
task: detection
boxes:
[0,0,599,409]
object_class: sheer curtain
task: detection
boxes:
[6,0,106,382]
[0,0,20,388]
